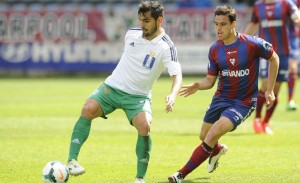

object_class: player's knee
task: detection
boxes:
[199,133,205,141]
[81,103,98,120]
[137,122,151,136]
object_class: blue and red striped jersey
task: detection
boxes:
[251,0,298,55]
[289,0,300,42]
[208,33,273,105]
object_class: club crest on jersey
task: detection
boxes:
[143,54,156,69]
[150,51,156,57]
[267,11,273,17]
[229,58,235,65]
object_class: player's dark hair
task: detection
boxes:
[215,5,236,23]
[138,1,164,20]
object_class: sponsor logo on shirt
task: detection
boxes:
[227,51,237,55]
[261,20,283,28]
[266,5,274,10]
[221,69,250,77]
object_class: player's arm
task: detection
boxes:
[265,51,279,110]
[244,22,259,36]
[179,75,217,98]
[165,74,182,113]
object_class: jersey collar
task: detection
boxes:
[140,28,165,43]
[150,28,166,43]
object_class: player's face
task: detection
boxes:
[139,11,159,40]
[214,15,236,42]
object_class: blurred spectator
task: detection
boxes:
[123,4,135,30]
[104,3,124,41]
[177,0,195,8]
[247,0,256,7]
[218,0,230,4]
[195,0,213,7]
[177,0,213,8]
[236,0,255,7]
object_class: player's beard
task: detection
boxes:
[143,23,158,39]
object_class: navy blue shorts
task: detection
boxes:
[203,97,256,131]
[260,55,289,82]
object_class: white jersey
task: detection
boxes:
[105,28,182,97]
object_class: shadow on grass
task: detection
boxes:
[170,133,198,136]
[168,132,256,137]
[158,176,211,183]
[226,132,256,136]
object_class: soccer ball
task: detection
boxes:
[42,161,69,183]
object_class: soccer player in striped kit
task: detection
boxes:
[67,1,182,183]
[245,0,300,134]
[168,5,279,183]
[287,0,300,111]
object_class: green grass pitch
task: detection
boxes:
[0,77,299,183]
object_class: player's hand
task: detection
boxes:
[265,90,275,110]
[165,94,176,113]
[179,82,199,97]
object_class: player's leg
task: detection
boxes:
[287,58,298,111]
[253,78,267,133]
[123,95,152,182]
[168,122,213,183]
[68,99,104,175]
[169,101,255,182]
[205,103,255,173]
[253,59,268,133]
[203,118,231,171]
[68,83,116,175]
[255,79,268,118]
[261,82,281,135]
[68,99,103,161]
[287,36,299,111]
[199,123,225,173]
[261,55,288,134]
[132,112,152,182]
[169,119,232,182]
[168,99,231,182]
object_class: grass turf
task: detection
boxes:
[0,77,299,183]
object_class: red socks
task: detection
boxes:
[255,90,265,118]
[255,90,278,124]
[179,142,213,178]
[288,72,297,101]
[263,97,278,124]
[211,143,222,156]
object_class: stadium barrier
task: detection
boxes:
[0,7,251,76]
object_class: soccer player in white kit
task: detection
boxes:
[67,1,182,183]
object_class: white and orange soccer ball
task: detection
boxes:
[42,161,69,183]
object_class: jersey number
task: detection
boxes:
[143,54,155,69]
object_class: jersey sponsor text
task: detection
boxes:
[221,69,249,77]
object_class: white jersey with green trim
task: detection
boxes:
[105,28,181,97]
